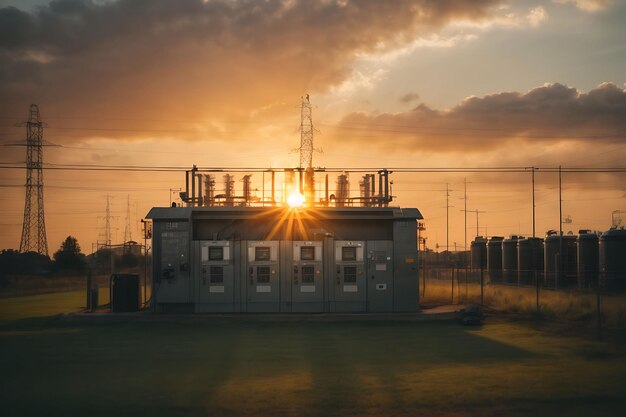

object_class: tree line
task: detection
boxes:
[0,236,142,276]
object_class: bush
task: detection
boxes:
[0,249,53,275]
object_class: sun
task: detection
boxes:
[287,191,305,208]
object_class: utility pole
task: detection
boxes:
[19,104,49,256]
[124,195,132,244]
[445,183,453,257]
[460,208,485,238]
[558,165,563,287]
[475,209,485,237]
[531,167,537,237]
[446,183,449,254]
[463,178,467,252]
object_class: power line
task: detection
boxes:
[0,164,625,173]
[321,124,624,139]
[324,121,624,134]
[0,115,295,124]
[1,121,623,140]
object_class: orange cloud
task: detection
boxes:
[0,0,500,142]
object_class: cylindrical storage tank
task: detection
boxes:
[545,232,578,289]
[110,273,140,312]
[577,230,599,289]
[518,237,544,285]
[545,231,560,288]
[502,236,520,283]
[470,237,487,269]
[336,174,349,207]
[563,235,578,287]
[487,237,504,282]
[599,228,626,292]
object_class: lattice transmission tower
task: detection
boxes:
[299,94,314,170]
[103,195,113,246]
[19,104,49,256]
[124,194,132,243]
[298,94,321,204]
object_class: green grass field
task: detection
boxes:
[1,291,626,417]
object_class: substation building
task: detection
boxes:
[147,168,423,313]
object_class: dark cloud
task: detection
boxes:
[0,0,499,142]
[399,93,420,103]
[334,83,626,152]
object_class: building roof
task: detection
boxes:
[146,206,423,221]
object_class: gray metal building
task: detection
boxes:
[146,206,422,313]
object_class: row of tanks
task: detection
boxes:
[471,228,626,291]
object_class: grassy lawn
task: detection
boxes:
[0,290,108,321]
[1,292,626,416]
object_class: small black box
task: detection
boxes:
[110,273,140,312]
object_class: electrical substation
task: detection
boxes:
[146,95,423,313]
[147,168,422,313]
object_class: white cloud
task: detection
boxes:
[358,33,478,63]
[553,0,613,12]
[360,5,548,64]
[452,6,549,30]
[527,6,548,27]
[330,69,387,96]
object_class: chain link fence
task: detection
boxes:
[420,267,626,331]
[0,258,152,307]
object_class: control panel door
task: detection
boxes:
[292,241,324,311]
[158,222,191,303]
[247,241,280,308]
[198,241,234,305]
[333,241,366,310]
[366,241,394,312]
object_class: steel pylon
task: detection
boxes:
[19,104,49,256]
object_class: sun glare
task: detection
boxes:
[287,191,305,208]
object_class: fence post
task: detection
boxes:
[422,268,427,297]
[451,267,455,304]
[535,270,539,316]
[555,253,559,290]
[480,267,484,306]
[596,272,602,340]
[465,268,468,300]
[86,270,92,310]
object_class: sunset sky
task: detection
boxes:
[0,0,625,254]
